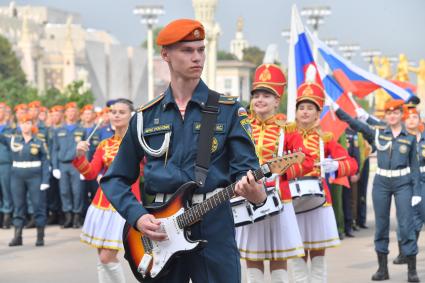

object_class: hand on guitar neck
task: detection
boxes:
[136,170,266,242]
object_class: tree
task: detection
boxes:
[242,46,265,67]
[0,35,26,84]
[0,78,38,107]
[141,26,163,55]
[62,80,95,108]
[217,50,237,61]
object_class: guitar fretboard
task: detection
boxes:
[176,168,265,228]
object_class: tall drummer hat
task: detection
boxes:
[296,64,325,110]
[251,64,287,98]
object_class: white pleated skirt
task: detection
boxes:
[236,202,305,261]
[296,205,340,250]
[80,204,125,250]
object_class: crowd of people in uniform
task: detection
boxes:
[1,17,424,283]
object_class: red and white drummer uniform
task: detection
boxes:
[236,64,314,261]
[72,135,142,250]
[294,75,358,250]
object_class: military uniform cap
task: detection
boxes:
[81,104,94,113]
[19,113,33,123]
[28,100,42,108]
[384,99,404,112]
[14,104,28,112]
[65,102,78,109]
[251,64,287,98]
[156,19,205,46]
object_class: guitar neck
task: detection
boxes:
[177,165,270,228]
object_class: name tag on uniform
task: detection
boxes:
[397,139,411,145]
[58,131,67,137]
[144,124,172,135]
[193,122,225,133]
[379,135,392,141]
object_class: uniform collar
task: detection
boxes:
[161,79,209,111]
[383,125,408,136]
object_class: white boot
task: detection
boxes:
[247,268,264,283]
[104,261,126,283]
[291,258,309,283]
[310,256,326,283]
[97,262,112,283]
[271,269,289,283]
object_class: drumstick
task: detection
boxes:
[86,118,103,143]
[314,156,346,166]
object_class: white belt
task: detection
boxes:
[376,167,410,178]
[420,166,425,173]
[12,161,42,168]
[155,188,223,205]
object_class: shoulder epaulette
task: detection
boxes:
[283,122,297,133]
[321,131,334,143]
[218,95,238,105]
[137,94,165,112]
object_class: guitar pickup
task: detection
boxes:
[137,253,152,277]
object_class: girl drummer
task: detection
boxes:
[236,64,314,283]
[291,65,358,283]
[72,99,141,283]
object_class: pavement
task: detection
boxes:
[1,168,424,283]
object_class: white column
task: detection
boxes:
[147,26,154,100]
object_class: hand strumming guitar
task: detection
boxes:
[234,170,267,205]
[136,214,168,242]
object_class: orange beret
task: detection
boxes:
[18,113,33,123]
[65,102,78,110]
[39,106,47,113]
[384,99,404,112]
[403,104,419,120]
[102,107,110,114]
[28,100,42,108]
[80,104,94,113]
[156,19,205,46]
[14,104,28,112]
[50,105,65,113]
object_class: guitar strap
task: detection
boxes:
[194,89,220,187]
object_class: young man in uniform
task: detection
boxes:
[100,19,266,283]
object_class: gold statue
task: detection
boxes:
[373,56,392,117]
[410,59,425,105]
[394,53,412,82]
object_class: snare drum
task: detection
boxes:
[289,177,325,214]
[230,188,283,227]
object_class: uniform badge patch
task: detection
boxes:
[240,118,254,143]
[75,136,82,143]
[30,147,39,155]
[399,144,408,154]
[238,107,248,117]
[211,137,218,153]
[422,149,425,158]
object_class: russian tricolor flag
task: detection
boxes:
[287,4,321,122]
[287,5,355,140]
[308,31,412,101]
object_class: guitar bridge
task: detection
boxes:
[137,253,152,277]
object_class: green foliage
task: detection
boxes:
[217,50,237,61]
[0,78,38,106]
[141,26,163,55]
[242,46,265,67]
[0,35,26,84]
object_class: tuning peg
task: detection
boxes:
[298,147,302,152]
[288,150,292,154]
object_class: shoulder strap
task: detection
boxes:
[194,89,220,187]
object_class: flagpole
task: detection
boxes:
[286,4,298,122]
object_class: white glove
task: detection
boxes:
[80,174,85,180]
[412,196,422,207]
[322,158,339,173]
[53,169,61,179]
[40,184,50,191]
[355,107,369,123]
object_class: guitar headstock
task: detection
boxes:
[267,149,305,175]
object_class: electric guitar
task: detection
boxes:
[123,151,305,282]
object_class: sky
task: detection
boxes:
[2,0,425,69]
